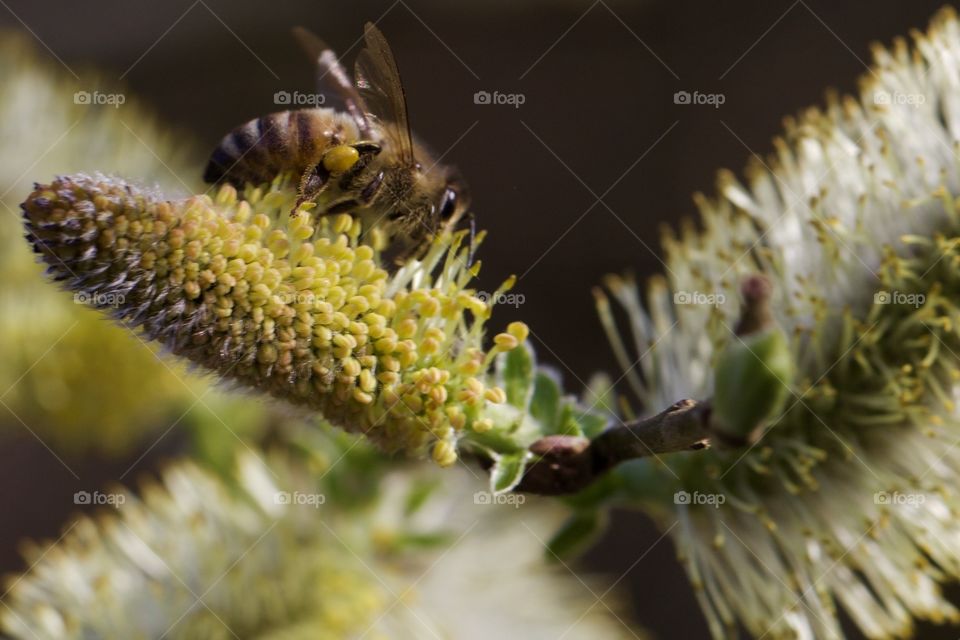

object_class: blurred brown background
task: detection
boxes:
[1,1,957,637]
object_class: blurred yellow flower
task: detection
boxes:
[1,446,638,639]
[0,31,218,455]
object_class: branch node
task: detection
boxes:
[516,399,714,496]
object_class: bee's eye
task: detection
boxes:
[438,187,458,220]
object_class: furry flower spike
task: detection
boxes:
[592,6,960,639]
[22,174,526,464]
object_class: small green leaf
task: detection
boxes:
[556,404,584,437]
[463,428,526,456]
[713,327,793,440]
[499,342,535,409]
[574,410,609,440]
[490,452,529,494]
[546,511,606,560]
[529,371,562,432]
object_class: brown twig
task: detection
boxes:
[515,399,713,496]
[514,274,778,496]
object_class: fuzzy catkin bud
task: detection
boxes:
[22,174,511,459]
[598,8,960,638]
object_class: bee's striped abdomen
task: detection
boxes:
[203,109,353,188]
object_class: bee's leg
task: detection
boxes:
[392,214,473,267]
[291,164,332,216]
[301,142,383,219]
[352,141,382,155]
[359,170,385,205]
[324,199,362,215]
[319,169,386,217]
[291,141,379,217]
[391,233,431,266]
[336,142,381,192]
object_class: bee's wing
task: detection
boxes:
[354,22,415,165]
[292,26,371,137]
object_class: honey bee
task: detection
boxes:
[203,23,471,262]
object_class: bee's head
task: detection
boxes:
[414,162,469,232]
[384,162,469,233]
[377,161,474,265]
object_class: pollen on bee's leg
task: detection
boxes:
[323,144,361,173]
